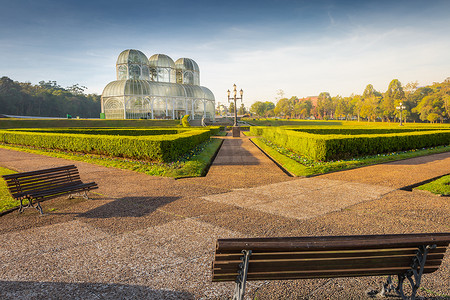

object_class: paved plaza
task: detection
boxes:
[0,134,449,299]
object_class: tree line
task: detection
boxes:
[0,76,101,118]
[249,78,450,123]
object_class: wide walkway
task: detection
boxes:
[0,135,449,299]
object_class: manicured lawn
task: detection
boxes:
[415,175,450,196]
[0,167,20,213]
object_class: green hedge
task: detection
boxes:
[0,129,212,162]
[9,126,222,136]
[0,119,180,129]
[10,128,180,136]
[290,128,438,135]
[251,126,450,161]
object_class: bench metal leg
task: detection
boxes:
[35,202,44,215]
[18,198,44,215]
[18,199,25,213]
[382,244,436,300]
[233,250,252,300]
[68,191,90,199]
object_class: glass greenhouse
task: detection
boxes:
[101,49,215,120]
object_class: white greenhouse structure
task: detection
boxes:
[101,49,215,120]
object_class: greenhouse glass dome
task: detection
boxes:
[101,49,215,120]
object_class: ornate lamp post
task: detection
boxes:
[396,102,406,126]
[227,84,243,137]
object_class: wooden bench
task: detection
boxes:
[2,165,98,214]
[212,233,450,300]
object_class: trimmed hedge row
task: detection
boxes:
[0,129,212,162]
[250,126,450,161]
[290,127,438,135]
[10,126,222,136]
[0,119,180,129]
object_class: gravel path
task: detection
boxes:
[0,136,449,300]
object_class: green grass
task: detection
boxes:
[0,167,20,213]
[415,175,450,196]
[252,138,308,176]
[0,137,223,179]
[253,137,450,177]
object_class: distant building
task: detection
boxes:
[297,96,319,107]
[101,49,215,120]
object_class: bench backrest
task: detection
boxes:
[212,233,450,282]
[2,165,83,199]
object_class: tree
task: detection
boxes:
[350,94,363,121]
[229,102,235,115]
[275,89,285,102]
[333,96,350,120]
[361,84,382,121]
[67,84,87,95]
[274,97,294,118]
[0,77,100,118]
[316,92,333,119]
[382,79,406,122]
[412,94,444,122]
[238,103,246,115]
[250,101,264,117]
[294,99,312,119]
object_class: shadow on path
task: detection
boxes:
[0,281,193,300]
[213,138,260,166]
[79,196,180,218]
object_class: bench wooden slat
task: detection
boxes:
[9,178,84,195]
[9,178,83,194]
[25,182,98,200]
[5,173,82,189]
[4,170,80,186]
[2,165,78,179]
[3,167,79,180]
[213,256,444,273]
[213,266,441,281]
[216,233,450,253]
[213,246,448,261]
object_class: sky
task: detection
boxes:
[1,0,449,107]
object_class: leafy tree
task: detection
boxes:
[350,94,363,121]
[361,84,382,121]
[250,101,265,117]
[264,101,275,117]
[294,99,312,119]
[238,103,246,115]
[250,101,275,117]
[0,77,100,118]
[427,113,439,123]
[316,92,333,119]
[382,79,406,122]
[334,96,351,120]
[229,101,235,115]
[274,97,294,118]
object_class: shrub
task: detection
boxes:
[253,127,450,161]
[0,128,212,162]
[182,115,190,127]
